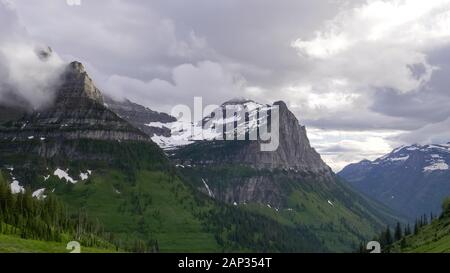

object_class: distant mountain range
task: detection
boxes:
[339,144,450,219]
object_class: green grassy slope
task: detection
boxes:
[58,169,220,252]
[0,170,121,253]
[391,200,450,253]
[0,234,117,253]
[0,163,333,252]
[178,166,401,252]
[56,168,329,252]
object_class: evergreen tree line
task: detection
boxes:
[198,206,326,252]
[357,212,439,253]
[0,179,113,249]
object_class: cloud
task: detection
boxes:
[308,128,401,171]
[292,0,450,93]
[0,1,65,110]
[284,0,450,168]
[7,0,450,169]
[398,117,450,145]
[9,0,215,82]
[102,61,247,113]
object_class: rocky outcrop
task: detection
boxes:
[230,101,331,173]
[197,170,334,209]
[104,97,176,138]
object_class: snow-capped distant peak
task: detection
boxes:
[392,145,406,154]
[354,143,450,173]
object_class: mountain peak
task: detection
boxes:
[68,61,86,73]
[274,100,288,110]
[57,61,103,104]
[222,97,256,106]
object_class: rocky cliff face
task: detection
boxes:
[174,99,332,175]
[0,61,150,144]
[224,100,331,174]
[172,99,336,206]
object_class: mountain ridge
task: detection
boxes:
[339,143,450,219]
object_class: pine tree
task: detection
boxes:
[385,226,393,245]
[400,238,407,249]
[394,222,403,241]
[404,224,411,236]
[357,242,365,253]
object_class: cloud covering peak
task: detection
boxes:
[0,1,65,110]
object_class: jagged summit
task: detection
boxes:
[69,61,85,73]
[273,100,288,108]
[57,61,104,104]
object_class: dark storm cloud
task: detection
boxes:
[11,0,345,105]
[304,112,422,132]
[370,89,450,125]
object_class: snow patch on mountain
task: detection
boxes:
[54,168,78,184]
[79,170,92,181]
[10,180,25,194]
[32,188,47,200]
[389,155,409,162]
[201,178,214,198]
[423,160,449,172]
[146,122,170,129]
[392,145,406,154]
[149,100,274,150]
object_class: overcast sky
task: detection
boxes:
[2,0,450,171]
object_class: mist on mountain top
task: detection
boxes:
[0,1,65,110]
